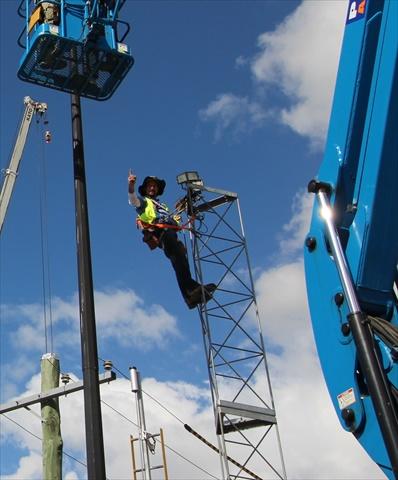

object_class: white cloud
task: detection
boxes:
[278,189,313,258]
[199,93,269,142]
[0,288,181,413]
[64,472,79,480]
[1,376,219,480]
[1,288,180,354]
[235,55,248,69]
[94,289,180,349]
[1,376,44,467]
[0,452,42,480]
[257,259,310,348]
[251,0,346,149]
[200,1,346,148]
[0,354,38,402]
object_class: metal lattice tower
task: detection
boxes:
[177,173,286,480]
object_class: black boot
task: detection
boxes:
[185,284,217,309]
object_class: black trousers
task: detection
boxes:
[160,229,199,300]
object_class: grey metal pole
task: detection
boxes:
[130,367,152,480]
[316,191,361,313]
[71,94,106,480]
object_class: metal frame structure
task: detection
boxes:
[179,177,286,480]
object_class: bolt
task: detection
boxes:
[305,236,317,252]
[341,323,351,336]
[334,292,344,307]
[341,408,355,428]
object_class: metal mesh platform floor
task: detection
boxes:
[18,33,134,100]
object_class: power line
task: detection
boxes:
[100,392,220,480]
[100,397,138,428]
[142,388,186,426]
[99,359,186,425]
[34,118,54,354]
[1,413,87,469]
[161,441,220,480]
[1,362,219,479]
[97,358,220,479]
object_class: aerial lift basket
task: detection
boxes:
[17,0,134,100]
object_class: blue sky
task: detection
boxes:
[0,1,387,479]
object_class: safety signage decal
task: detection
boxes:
[337,387,356,409]
[346,0,366,24]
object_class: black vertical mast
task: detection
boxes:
[71,94,106,479]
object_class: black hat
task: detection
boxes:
[138,176,166,197]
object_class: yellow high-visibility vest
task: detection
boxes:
[138,197,169,224]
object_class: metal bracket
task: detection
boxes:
[0,371,116,414]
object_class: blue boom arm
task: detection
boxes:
[304,0,398,478]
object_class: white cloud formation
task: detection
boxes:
[0,354,38,402]
[199,93,269,142]
[251,0,346,149]
[277,189,313,258]
[0,376,219,480]
[200,1,347,148]
[0,452,42,480]
[2,288,180,355]
[94,289,180,349]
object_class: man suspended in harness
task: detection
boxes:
[128,171,216,309]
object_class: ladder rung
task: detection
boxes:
[134,465,164,473]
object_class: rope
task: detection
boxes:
[184,424,264,480]
[35,118,54,353]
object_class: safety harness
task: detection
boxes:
[136,197,192,250]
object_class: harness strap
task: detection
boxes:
[136,218,194,231]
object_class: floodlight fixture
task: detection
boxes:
[176,171,203,187]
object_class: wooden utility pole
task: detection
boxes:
[41,353,63,480]
[1,367,116,479]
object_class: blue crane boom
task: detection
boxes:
[304,0,398,478]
